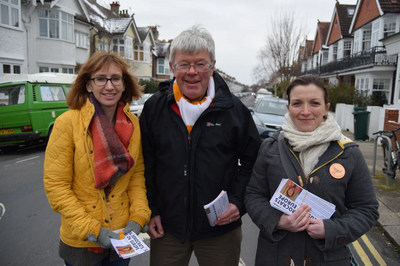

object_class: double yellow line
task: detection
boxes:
[351,235,386,266]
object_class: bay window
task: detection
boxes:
[38,9,74,41]
[0,0,19,28]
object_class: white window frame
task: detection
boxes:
[39,66,74,74]
[371,20,380,48]
[373,78,391,104]
[125,37,133,60]
[332,45,338,61]
[343,41,352,57]
[354,31,360,53]
[113,37,126,58]
[38,9,74,42]
[62,68,74,74]
[39,67,49,73]
[61,12,73,41]
[2,63,20,74]
[143,42,151,64]
[362,30,371,51]
[383,18,397,38]
[98,40,109,52]
[322,51,328,65]
[157,58,165,74]
[75,31,89,49]
[0,0,20,28]
[134,45,144,61]
[313,54,318,68]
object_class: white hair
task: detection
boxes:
[170,25,215,63]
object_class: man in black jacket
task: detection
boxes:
[139,25,261,266]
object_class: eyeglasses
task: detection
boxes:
[90,77,124,86]
[172,63,213,72]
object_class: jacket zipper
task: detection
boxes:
[288,148,344,186]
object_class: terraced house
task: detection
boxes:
[0,0,91,75]
[301,0,400,105]
[83,0,158,80]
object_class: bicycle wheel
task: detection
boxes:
[391,153,397,179]
[382,140,389,172]
[382,140,397,178]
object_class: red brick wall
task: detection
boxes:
[328,14,341,45]
[354,0,380,30]
[313,31,321,54]
[384,109,400,150]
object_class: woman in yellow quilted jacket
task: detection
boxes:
[43,51,151,266]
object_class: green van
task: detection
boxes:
[0,73,76,152]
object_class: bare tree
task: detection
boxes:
[253,6,305,85]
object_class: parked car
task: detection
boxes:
[129,93,152,117]
[0,73,75,152]
[255,88,273,104]
[249,97,288,139]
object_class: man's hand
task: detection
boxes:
[214,203,240,226]
[307,219,325,239]
[276,204,311,232]
[147,215,165,239]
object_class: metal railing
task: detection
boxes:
[301,46,397,76]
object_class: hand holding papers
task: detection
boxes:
[270,179,336,220]
[110,230,150,259]
[204,190,230,227]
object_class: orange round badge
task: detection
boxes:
[329,163,345,179]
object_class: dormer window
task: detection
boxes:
[347,7,355,16]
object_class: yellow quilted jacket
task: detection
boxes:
[43,99,151,248]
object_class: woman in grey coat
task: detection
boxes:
[244,75,379,266]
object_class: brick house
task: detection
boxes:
[301,0,400,106]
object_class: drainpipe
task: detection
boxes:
[90,26,98,56]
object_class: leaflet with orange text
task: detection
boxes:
[110,231,150,259]
[270,179,336,220]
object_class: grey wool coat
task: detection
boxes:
[244,131,379,266]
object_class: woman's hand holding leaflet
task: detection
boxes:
[276,204,311,232]
[307,219,326,239]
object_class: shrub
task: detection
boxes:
[139,80,159,94]
[328,83,380,111]
[327,83,355,112]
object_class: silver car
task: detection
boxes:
[249,97,288,139]
[130,93,152,117]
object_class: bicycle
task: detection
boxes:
[373,127,400,179]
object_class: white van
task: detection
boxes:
[255,88,273,104]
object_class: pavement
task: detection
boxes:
[341,130,400,248]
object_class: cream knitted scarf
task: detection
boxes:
[282,113,342,176]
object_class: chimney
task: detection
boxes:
[150,26,159,41]
[120,9,129,18]
[110,1,120,15]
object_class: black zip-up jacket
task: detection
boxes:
[139,71,261,243]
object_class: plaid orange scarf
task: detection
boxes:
[89,94,134,190]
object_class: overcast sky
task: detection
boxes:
[97,0,357,86]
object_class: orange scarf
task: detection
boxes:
[89,94,134,190]
[173,76,215,133]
